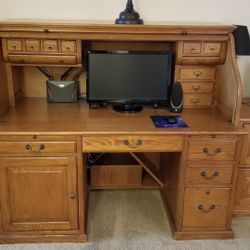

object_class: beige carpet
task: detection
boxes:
[1,189,250,250]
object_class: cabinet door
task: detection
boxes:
[234,169,250,210]
[0,157,78,232]
[240,123,250,165]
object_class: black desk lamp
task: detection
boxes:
[115,0,143,24]
[233,25,250,55]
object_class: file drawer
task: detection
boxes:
[183,188,231,229]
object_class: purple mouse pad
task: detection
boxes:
[151,116,188,128]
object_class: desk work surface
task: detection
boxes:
[0,98,243,135]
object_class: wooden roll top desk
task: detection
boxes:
[0,20,249,243]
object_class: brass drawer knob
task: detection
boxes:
[11,45,17,50]
[192,86,201,91]
[198,204,216,213]
[203,147,222,156]
[191,99,200,104]
[194,71,202,77]
[69,194,76,199]
[200,171,219,180]
[123,139,143,148]
[191,48,196,52]
[25,144,45,153]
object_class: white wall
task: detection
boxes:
[0,0,249,27]
[0,0,249,95]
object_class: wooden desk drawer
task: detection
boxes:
[186,165,233,185]
[183,188,231,229]
[188,136,237,161]
[42,40,58,53]
[82,135,183,152]
[181,82,214,94]
[7,54,77,65]
[7,39,23,52]
[61,40,76,53]
[25,39,40,53]
[0,136,77,154]
[178,67,216,80]
[203,42,222,56]
[0,141,76,154]
[184,94,213,107]
[182,42,202,56]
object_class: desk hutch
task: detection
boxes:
[0,20,249,243]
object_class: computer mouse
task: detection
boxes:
[165,117,177,124]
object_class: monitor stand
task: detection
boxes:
[113,103,143,113]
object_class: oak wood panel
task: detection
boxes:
[0,157,78,231]
[216,34,242,126]
[130,152,164,187]
[186,165,233,185]
[240,123,250,165]
[90,165,142,188]
[0,40,9,116]
[182,188,231,229]
[82,135,183,152]
[0,98,244,135]
[234,169,250,211]
[188,136,237,161]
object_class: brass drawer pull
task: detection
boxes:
[123,139,143,148]
[11,45,17,50]
[210,47,215,51]
[194,71,202,77]
[48,46,53,50]
[191,48,196,52]
[69,193,76,199]
[203,147,222,156]
[198,204,216,213]
[192,86,201,91]
[191,99,200,104]
[200,171,219,180]
[25,144,45,153]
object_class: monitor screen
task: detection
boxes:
[87,51,172,107]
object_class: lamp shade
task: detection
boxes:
[233,25,250,55]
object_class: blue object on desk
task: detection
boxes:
[151,116,188,128]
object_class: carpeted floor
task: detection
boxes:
[1,189,250,250]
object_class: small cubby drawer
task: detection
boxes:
[182,42,202,56]
[7,39,23,52]
[186,165,233,185]
[42,39,58,53]
[61,40,76,53]
[188,136,237,161]
[82,135,183,152]
[25,39,40,52]
[203,42,222,56]
[181,82,214,94]
[183,94,213,107]
[182,188,231,229]
[178,67,216,80]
